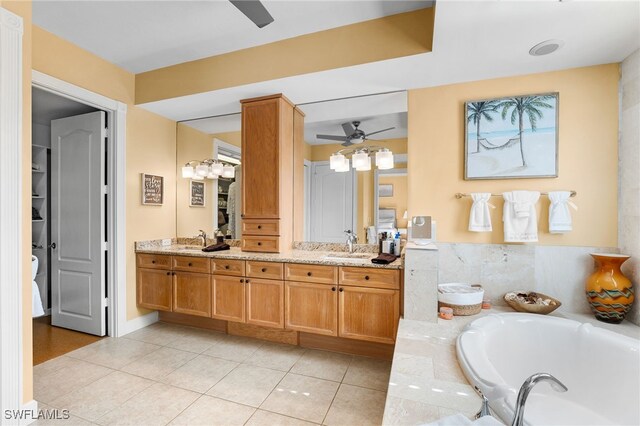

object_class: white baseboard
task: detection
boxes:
[117,311,158,337]
[18,400,38,425]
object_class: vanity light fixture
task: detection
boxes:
[221,165,235,178]
[181,159,236,180]
[330,146,394,173]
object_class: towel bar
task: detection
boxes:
[455,190,577,199]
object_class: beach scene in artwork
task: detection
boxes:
[466,94,558,179]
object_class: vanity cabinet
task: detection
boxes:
[174,271,211,317]
[137,268,173,311]
[212,275,246,323]
[338,286,399,344]
[285,281,338,336]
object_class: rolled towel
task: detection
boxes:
[468,193,493,232]
[548,191,574,233]
[202,243,230,252]
[371,253,397,264]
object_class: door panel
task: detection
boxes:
[51,111,106,335]
[246,278,284,329]
[310,162,355,242]
[137,268,172,312]
[174,272,211,317]
[338,286,399,344]
[285,281,337,336]
[212,275,245,323]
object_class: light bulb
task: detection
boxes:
[351,151,368,169]
[222,165,235,178]
[330,153,345,170]
[195,164,209,177]
[356,156,371,171]
[211,162,224,175]
[206,170,218,179]
[335,157,350,172]
[376,149,394,170]
[181,166,194,178]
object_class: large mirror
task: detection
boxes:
[175,91,408,245]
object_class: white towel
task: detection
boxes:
[503,190,540,242]
[549,191,573,233]
[468,193,493,232]
[32,280,45,317]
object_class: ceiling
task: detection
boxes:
[33,0,431,73]
[32,87,98,125]
[305,112,407,145]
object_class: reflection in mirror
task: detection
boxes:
[299,91,408,244]
[176,114,242,240]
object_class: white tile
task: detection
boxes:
[163,354,238,393]
[207,364,285,407]
[382,396,441,426]
[121,346,196,381]
[170,395,255,426]
[387,372,479,413]
[324,384,387,426]
[290,349,352,382]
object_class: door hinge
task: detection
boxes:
[102,242,109,251]
[102,297,109,308]
[102,185,108,195]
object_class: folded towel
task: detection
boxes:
[503,190,540,242]
[468,192,493,232]
[32,280,45,317]
[548,191,574,233]
[202,243,230,252]
[371,253,397,264]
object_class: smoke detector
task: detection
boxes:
[529,39,564,56]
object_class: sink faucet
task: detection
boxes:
[511,373,568,426]
[197,229,207,247]
[344,230,357,253]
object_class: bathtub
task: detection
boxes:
[456,313,640,426]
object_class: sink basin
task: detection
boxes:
[323,253,371,261]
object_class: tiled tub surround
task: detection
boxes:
[382,308,640,426]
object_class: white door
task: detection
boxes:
[51,111,106,336]
[310,161,355,243]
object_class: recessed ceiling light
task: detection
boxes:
[529,39,564,56]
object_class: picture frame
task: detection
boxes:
[141,173,164,205]
[464,92,559,180]
[378,184,394,197]
[190,180,205,207]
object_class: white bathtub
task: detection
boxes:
[456,313,640,426]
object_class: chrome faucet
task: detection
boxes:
[473,386,491,419]
[511,373,568,426]
[344,230,357,253]
[197,229,207,247]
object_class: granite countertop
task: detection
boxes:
[135,244,403,270]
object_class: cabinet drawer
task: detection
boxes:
[285,263,338,284]
[242,236,279,253]
[242,219,280,236]
[246,261,284,280]
[137,253,172,269]
[211,259,246,276]
[339,267,400,290]
[172,256,211,274]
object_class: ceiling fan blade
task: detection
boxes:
[229,0,274,28]
[316,134,348,142]
[341,140,355,147]
[341,122,355,136]
[363,127,395,138]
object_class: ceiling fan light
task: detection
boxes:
[181,166,194,178]
[377,150,394,170]
[356,156,372,172]
[329,153,345,170]
[222,165,235,178]
[211,162,224,175]
[335,158,350,172]
[195,164,209,177]
[352,151,368,169]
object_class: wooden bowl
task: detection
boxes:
[504,291,561,315]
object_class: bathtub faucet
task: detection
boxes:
[511,373,568,426]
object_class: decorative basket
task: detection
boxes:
[438,283,484,316]
[438,301,482,316]
[504,291,561,315]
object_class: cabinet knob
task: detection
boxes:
[332,287,336,292]
[339,288,344,292]
[307,272,312,276]
[261,268,267,273]
[166,272,170,276]
[257,225,262,229]
[225,265,230,269]
[152,260,156,264]
[246,279,250,284]
[188,262,193,267]
[240,279,244,283]
[257,242,262,246]
[364,275,370,281]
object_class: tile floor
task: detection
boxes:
[33,322,392,426]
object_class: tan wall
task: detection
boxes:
[211,130,241,148]
[32,26,178,321]
[177,124,215,237]
[408,64,620,247]
[379,175,408,229]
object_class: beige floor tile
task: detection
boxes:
[246,410,318,426]
[207,364,285,407]
[323,384,386,426]
[244,342,306,372]
[32,412,94,426]
[170,395,255,426]
[260,373,339,424]
[164,328,226,354]
[66,337,161,369]
[163,354,238,393]
[290,350,352,382]
[34,356,80,378]
[95,382,199,426]
[122,322,187,346]
[202,334,263,362]
[34,358,113,404]
[50,371,153,421]
[343,357,391,391]
[121,346,196,380]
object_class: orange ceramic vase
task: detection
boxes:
[585,253,634,324]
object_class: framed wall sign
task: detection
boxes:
[378,184,394,197]
[141,173,164,205]
[190,180,205,207]
[464,92,559,180]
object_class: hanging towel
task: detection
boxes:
[548,191,574,233]
[468,193,494,232]
[503,191,540,242]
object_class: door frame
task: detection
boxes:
[31,70,127,339]
[212,138,241,231]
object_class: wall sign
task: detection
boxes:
[190,180,205,207]
[141,173,164,205]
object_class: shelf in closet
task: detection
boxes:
[32,219,45,223]
[31,170,46,174]
[218,192,229,196]
[32,196,45,199]
[32,144,50,150]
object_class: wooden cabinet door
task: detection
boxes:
[285,281,337,336]
[212,275,246,323]
[338,286,399,344]
[242,98,280,219]
[137,268,172,312]
[173,272,211,317]
[246,278,284,329]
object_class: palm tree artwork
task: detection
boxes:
[499,95,555,167]
[466,100,501,153]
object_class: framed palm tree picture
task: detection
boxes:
[464,92,559,180]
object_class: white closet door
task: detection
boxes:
[51,111,106,336]
[309,161,355,243]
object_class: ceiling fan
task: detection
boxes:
[316,121,395,147]
[229,1,275,28]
